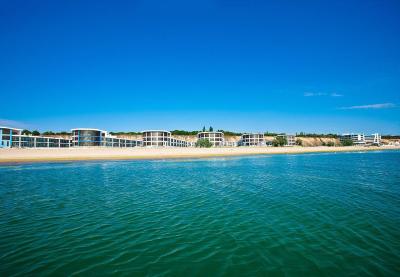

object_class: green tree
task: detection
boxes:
[195,139,213,148]
[202,126,206,132]
[295,138,303,146]
[327,141,335,147]
[42,131,55,135]
[341,139,353,146]
[272,136,287,147]
[209,126,213,132]
[171,130,198,136]
[21,129,31,135]
[32,130,40,136]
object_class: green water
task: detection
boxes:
[1,151,399,276]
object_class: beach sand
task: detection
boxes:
[0,146,398,163]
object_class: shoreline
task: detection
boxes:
[0,146,399,164]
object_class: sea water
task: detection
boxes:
[0,151,399,276]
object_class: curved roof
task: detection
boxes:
[70,128,106,132]
[197,131,224,134]
[141,130,171,134]
[0,126,23,131]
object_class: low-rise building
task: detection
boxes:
[365,133,381,145]
[197,132,225,147]
[142,130,189,147]
[276,134,296,146]
[0,126,21,148]
[339,133,365,145]
[1,126,71,148]
[71,128,141,147]
[239,133,265,146]
[340,133,381,146]
[71,128,106,147]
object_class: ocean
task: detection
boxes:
[1,151,399,276]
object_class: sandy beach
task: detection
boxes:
[0,145,398,163]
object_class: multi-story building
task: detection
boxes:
[276,134,296,146]
[1,126,71,148]
[239,133,265,146]
[0,126,21,148]
[365,133,381,145]
[340,133,381,146]
[71,128,141,147]
[339,133,365,145]
[197,132,224,147]
[71,128,107,147]
[142,130,189,147]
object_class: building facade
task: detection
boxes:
[1,126,71,148]
[71,128,107,147]
[71,128,141,147]
[142,131,189,147]
[340,133,381,145]
[239,133,265,146]
[339,133,365,145]
[276,134,296,146]
[0,127,21,148]
[365,133,381,145]
[197,132,224,147]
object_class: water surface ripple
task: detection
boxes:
[1,151,400,276]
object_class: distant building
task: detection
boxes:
[71,128,107,147]
[339,133,365,145]
[224,141,238,147]
[276,134,296,146]
[365,133,381,145]
[0,126,21,148]
[239,133,265,146]
[197,132,224,147]
[340,133,381,146]
[71,128,141,147]
[1,126,71,148]
[142,130,189,147]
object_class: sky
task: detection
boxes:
[1,0,399,134]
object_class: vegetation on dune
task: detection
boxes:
[341,139,354,146]
[21,129,71,136]
[296,132,338,138]
[195,139,213,148]
[296,138,303,146]
[217,130,242,136]
[109,131,142,136]
[382,135,400,139]
[170,130,198,136]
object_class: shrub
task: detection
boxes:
[295,138,303,146]
[341,139,354,146]
[272,136,287,147]
[327,141,335,147]
[195,139,213,148]
[22,129,31,135]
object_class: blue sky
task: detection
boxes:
[1,0,399,134]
